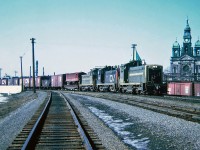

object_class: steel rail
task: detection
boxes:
[21,92,52,150]
[60,92,93,150]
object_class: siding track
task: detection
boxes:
[73,92,200,123]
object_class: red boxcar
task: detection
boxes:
[194,82,200,96]
[23,77,30,88]
[35,76,41,88]
[65,72,86,90]
[167,82,193,96]
[51,74,66,89]
[29,77,33,88]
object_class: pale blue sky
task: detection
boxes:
[0,0,200,76]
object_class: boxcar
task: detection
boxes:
[8,78,14,85]
[65,72,86,90]
[167,82,193,96]
[23,77,30,88]
[194,82,200,96]
[51,74,66,89]
[13,77,19,85]
[29,77,34,88]
[35,76,41,88]
[41,76,51,89]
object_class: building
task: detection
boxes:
[169,19,200,81]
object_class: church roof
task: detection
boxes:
[172,40,180,48]
[180,54,195,61]
[195,39,200,47]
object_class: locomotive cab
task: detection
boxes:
[145,65,163,95]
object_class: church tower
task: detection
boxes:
[169,19,200,81]
[181,19,193,56]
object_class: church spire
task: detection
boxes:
[183,17,191,42]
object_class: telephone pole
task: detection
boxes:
[31,38,36,93]
[43,67,44,76]
[20,56,23,91]
[131,44,137,61]
[30,66,31,77]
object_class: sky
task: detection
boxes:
[0,0,200,77]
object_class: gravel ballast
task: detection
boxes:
[0,91,47,150]
[64,93,130,150]
[65,93,200,150]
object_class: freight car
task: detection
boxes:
[167,82,193,96]
[51,74,66,90]
[119,61,163,95]
[167,82,200,96]
[23,77,30,89]
[65,72,86,90]
[41,76,51,89]
[35,76,51,89]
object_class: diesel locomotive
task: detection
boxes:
[119,62,163,94]
[79,60,163,95]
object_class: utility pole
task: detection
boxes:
[31,38,36,93]
[131,44,137,61]
[0,68,2,79]
[30,66,31,77]
[20,56,23,92]
[36,60,38,77]
[43,67,44,76]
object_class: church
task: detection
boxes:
[170,19,200,81]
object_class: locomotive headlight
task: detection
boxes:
[153,66,157,68]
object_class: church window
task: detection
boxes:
[198,66,200,73]
[197,50,200,56]
[173,67,176,73]
[175,50,178,57]
[183,65,190,73]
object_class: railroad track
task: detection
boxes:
[71,91,200,123]
[8,92,104,150]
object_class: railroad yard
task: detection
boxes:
[0,91,199,150]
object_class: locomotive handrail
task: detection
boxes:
[21,92,52,150]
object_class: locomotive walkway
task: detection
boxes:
[73,92,200,123]
[8,92,104,150]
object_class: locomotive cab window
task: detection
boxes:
[148,66,162,84]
